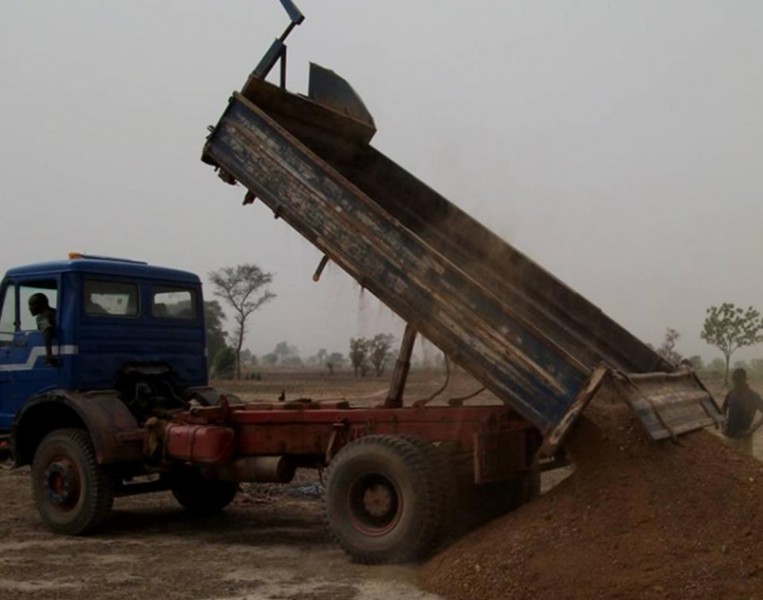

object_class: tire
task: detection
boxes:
[323,435,446,564]
[169,470,238,515]
[31,428,115,535]
[395,435,454,548]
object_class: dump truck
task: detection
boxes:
[200,10,723,449]
[2,4,722,565]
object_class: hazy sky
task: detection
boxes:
[1,1,761,363]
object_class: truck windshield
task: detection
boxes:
[0,286,15,344]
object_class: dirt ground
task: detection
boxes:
[0,371,456,600]
[0,464,440,600]
[0,370,760,599]
[419,400,763,600]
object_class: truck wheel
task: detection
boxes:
[169,471,238,515]
[323,435,446,564]
[395,435,454,548]
[31,428,115,535]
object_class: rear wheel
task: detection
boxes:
[31,428,115,535]
[396,435,455,547]
[323,435,446,564]
[169,470,238,515]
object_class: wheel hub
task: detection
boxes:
[44,461,78,506]
[363,483,393,517]
[349,474,402,535]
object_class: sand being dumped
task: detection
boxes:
[418,401,763,600]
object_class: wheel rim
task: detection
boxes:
[347,473,402,536]
[43,457,82,511]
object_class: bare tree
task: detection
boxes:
[369,333,394,376]
[657,328,682,365]
[327,352,345,375]
[316,348,328,366]
[701,303,763,385]
[349,337,370,377]
[209,264,275,380]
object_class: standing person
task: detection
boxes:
[722,368,763,455]
[28,293,58,366]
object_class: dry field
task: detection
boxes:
[0,370,760,600]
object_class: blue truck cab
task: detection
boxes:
[0,255,241,535]
[0,255,209,461]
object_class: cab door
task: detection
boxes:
[0,279,61,432]
[0,282,17,431]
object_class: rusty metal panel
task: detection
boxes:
[474,430,526,483]
[204,94,589,435]
[13,390,143,465]
[307,63,375,128]
[229,78,670,377]
[202,74,723,443]
[611,371,722,441]
[327,147,673,375]
[539,365,610,456]
[228,405,527,456]
[240,75,376,150]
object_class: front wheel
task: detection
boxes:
[31,428,115,535]
[323,435,446,564]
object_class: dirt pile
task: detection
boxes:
[418,401,763,600]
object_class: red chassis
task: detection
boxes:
[160,398,538,485]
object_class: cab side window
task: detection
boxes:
[0,285,16,345]
[83,280,139,317]
[18,282,58,332]
[152,287,196,320]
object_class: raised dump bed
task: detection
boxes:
[202,64,721,452]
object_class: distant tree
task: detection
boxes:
[204,300,228,368]
[211,346,236,379]
[708,357,726,373]
[701,303,763,385]
[328,352,345,367]
[209,264,275,380]
[283,355,304,368]
[369,334,394,376]
[271,341,300,365]
[656,328,682,365]
[236,350,257,378]
[317,348,328,366]
[349,338,370,377]
[240,348,258,366]
[687,355,704,371]
[274,341,290,362]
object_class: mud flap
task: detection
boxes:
[610,370,723,441]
